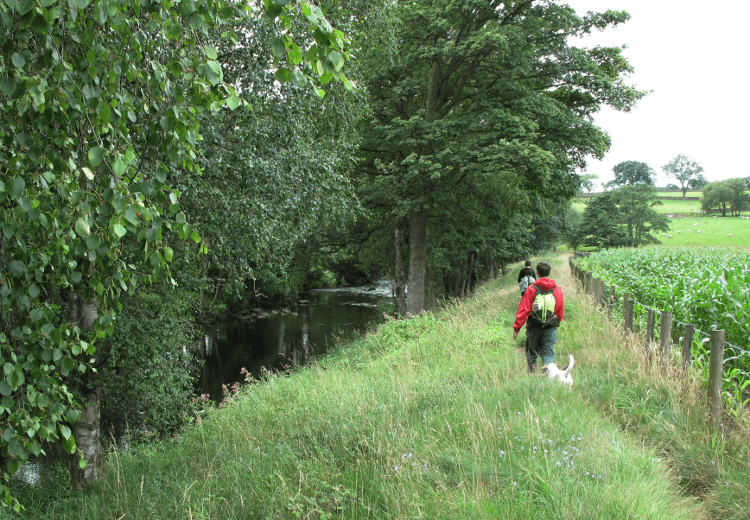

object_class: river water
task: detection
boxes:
[197,280,394,401]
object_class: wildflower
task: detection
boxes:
[499,450,505,457]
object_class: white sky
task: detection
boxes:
[564,0,750,188]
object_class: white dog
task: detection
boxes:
[542,355,575,390]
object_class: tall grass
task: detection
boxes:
[9,256,749,519]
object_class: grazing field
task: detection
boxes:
[654,198,701,215]
[654,216,750,247]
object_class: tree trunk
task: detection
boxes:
[463,252,475,295]
[68,388,104,489]
[393,218,408,317]
[65,293,104,488]
[407,207,427,315]
[424,267,435,311]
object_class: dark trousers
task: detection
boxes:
[525,326,557,372]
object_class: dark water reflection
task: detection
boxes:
[197,281,394,401]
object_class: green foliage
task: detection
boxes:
[0,0,352,507]
[171,3,365,306]
[608,160,655,187]
[98,289,201,440]
[0,0,234,505]
[575,187,669,249]
[575,192,628,248]
[701,178,750,216]
[610,184,670,246]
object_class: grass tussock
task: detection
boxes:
[9,255,750,519]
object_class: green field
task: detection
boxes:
[654,198,702,215]
[654,216,750,247]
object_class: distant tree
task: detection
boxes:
[610,184,670,246]
[666,183,680,190]
[702,179,750,216]
[577,174,599,203]
[608,160,655,187]
[702,181,734,216]
[688,173,709,190]
[744,176,750,189]
[564,207,583,250]
[726,178,750,215]
[662,154,704,198]
[575,192,628,249]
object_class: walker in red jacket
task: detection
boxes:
[512,261,564,373]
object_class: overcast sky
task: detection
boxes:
[564,0,750,188]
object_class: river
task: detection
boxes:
[197,279,394,401]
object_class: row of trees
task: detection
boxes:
[347,0,643,315]
[602,155,707,196]
[1,0,645,505]
[702,179,750,216]
[572,152,749,249]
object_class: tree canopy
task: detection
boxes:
[355,0,645,312]
[608,160,655,187]
[701,178,750,216]
[662,154,704,198]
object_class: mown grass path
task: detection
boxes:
[16,256,749,519]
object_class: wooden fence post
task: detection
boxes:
[624,293,633,334]
[586,272,593,295]
[594,278,603,307]
[708,330,725,433]
[682,324,695,373]
[660,311,673,358]
[646,309,655,354]
[606,285,616,318]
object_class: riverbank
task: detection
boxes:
[12,255,750,519]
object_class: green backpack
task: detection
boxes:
[529,284,559,328]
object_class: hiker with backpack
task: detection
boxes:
[512,261,565,374]
[517,260,536,297]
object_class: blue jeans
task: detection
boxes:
[525,327,557,371]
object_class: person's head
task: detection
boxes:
[524,260,532,267]
[536,261,551,278]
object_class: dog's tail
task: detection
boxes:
[563,355,575,377]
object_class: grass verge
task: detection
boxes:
[9,255,750,519]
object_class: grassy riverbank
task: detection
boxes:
[10,255,750,519]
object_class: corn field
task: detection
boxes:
[577,247,750,405]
